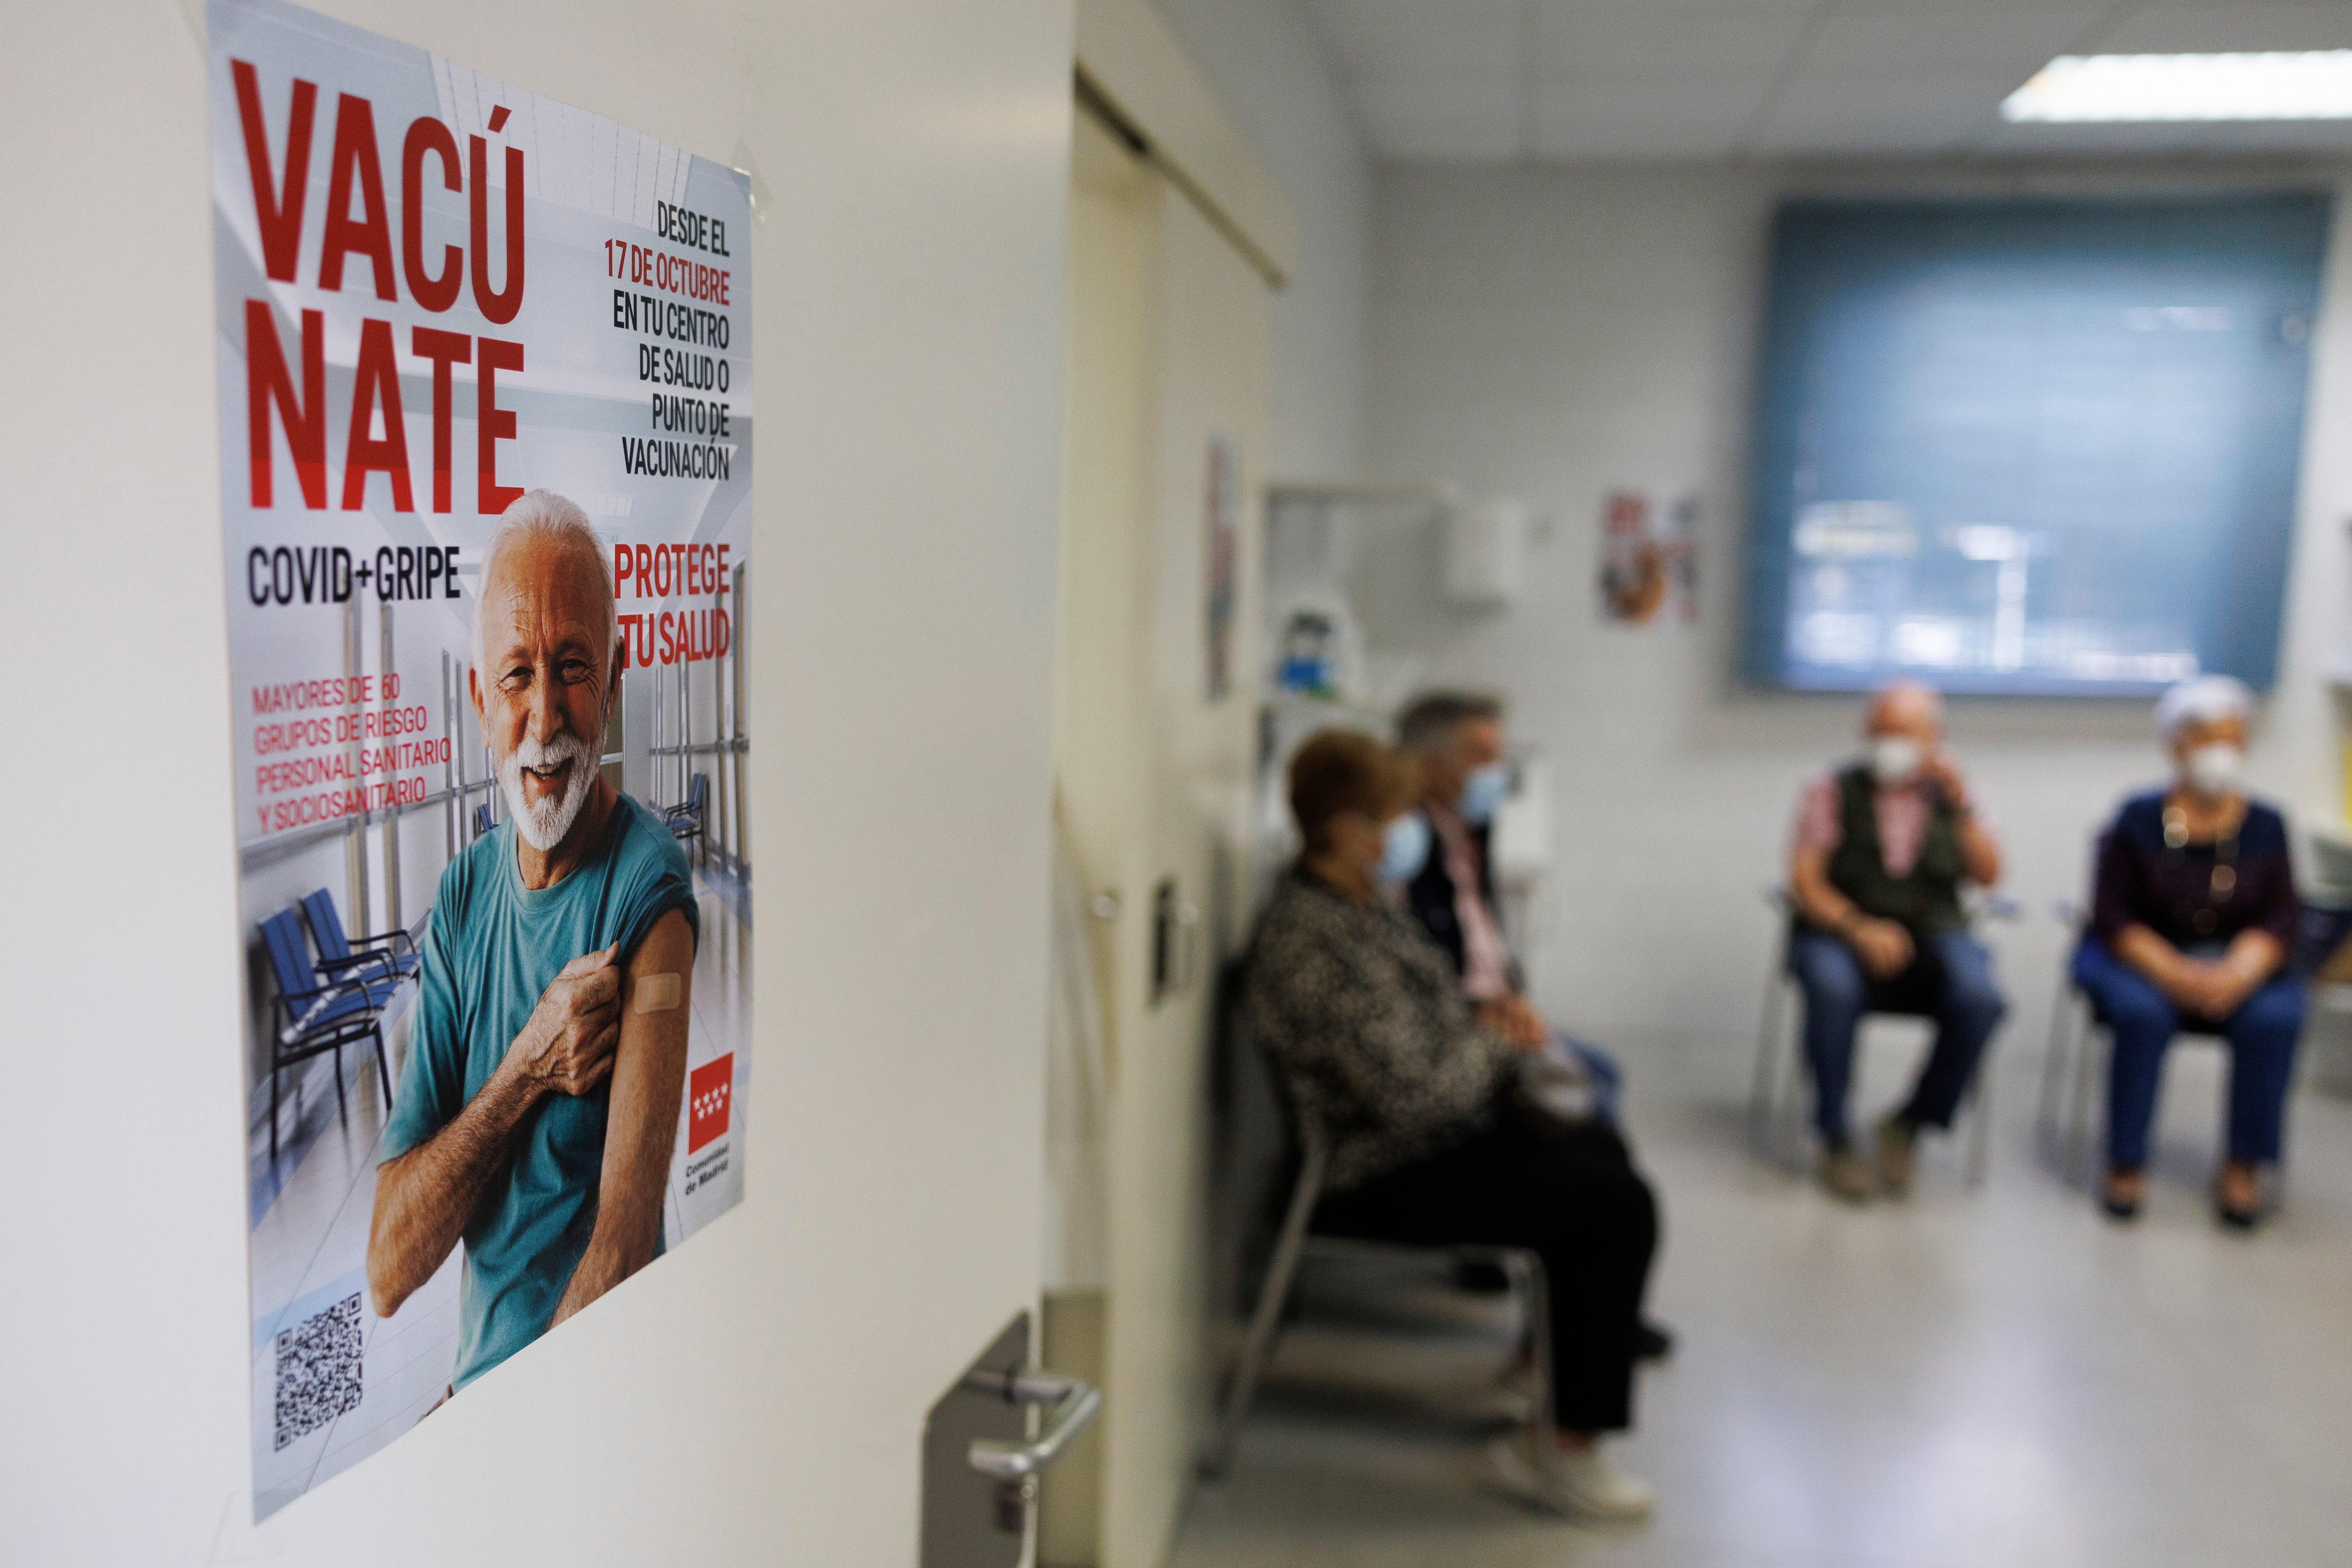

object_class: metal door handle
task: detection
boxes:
[962,1369,1103,1480]
[1174,900,1201,992]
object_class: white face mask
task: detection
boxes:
[2183,743,2244,800]
[1869,736,1923,786]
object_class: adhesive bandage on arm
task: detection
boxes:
[634,972,683,1014]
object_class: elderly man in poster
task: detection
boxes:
[367,491,698,1393]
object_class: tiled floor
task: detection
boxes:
[1174,1025,2352,1568]
[245,863,753,1519]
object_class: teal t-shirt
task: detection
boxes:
[382,793,699,1389]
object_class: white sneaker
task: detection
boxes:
[1553,1443,1657,1521]
[1483,1431,1656,1522]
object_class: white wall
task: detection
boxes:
[1361,161,2352,1052]
[1151,0,1371,481]
[1,1,1072,1564]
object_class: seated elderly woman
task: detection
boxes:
[2074,676,2304,1227]
[1246,728,1661,1522]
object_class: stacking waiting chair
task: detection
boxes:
[300,889,418,990]
[663,773,709,866]
[1749,886,2015,1187]
[258,909,395,1160]
[474,802,495,837]
[1202,956,1556,1480]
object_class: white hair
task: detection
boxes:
[473,489,616,675]
[474,492,616,851]
[2154,675,2251,743]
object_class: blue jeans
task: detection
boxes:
[1788,928,2006,1148]
[1549,1035,1622,1125]
[2071,939,2304,1170]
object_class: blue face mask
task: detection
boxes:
[1379,812,1432,883]
[1457,762,1511,825]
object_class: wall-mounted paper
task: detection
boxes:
[210,0,755,1519]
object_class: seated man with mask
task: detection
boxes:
[367,491,699,1399]
[1786,679,2007,1202]
[1396,692,1667,1355]
[1396,692,1621,1119]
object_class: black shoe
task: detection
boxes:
[1634,1319,1675,1363]
[2099,1168,2143,1222]
[2215,1165,2264,1231]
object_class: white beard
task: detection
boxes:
[497,728,600,851]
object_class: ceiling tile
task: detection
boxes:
[1800,7,2111,73]
[1531,0,1817,81]
[1535,120,1753,159]
[1297,0,2352,162]
[1830,0,2110,13]
[1309,0,1522,89]
[1751,66,2026,152]
[1360,97,1523,161]
[2096,3,2352,54]
[1533,78,1761,158]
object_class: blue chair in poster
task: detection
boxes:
[300,889,418,990]
[259,909,393,1161]
[474,802,495,837]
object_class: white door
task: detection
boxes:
[1047,101,1272,1568]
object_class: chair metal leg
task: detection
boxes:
[1202,1139,1327,1480]
[1494,1250,1556,1451]
[332,1041,348,1126]
[1775,1003,1808,1171]
[2064,1011,2102,1186]
[1966,1047,1993,1189]
[270,1059,282,1162]
[373,1025,393,1113]
[2036,986,2074,1155]
[1748,966,1786,1158]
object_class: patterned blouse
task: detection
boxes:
[1245,867,1515,1193]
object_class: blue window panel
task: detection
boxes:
[1741,195,2329,696]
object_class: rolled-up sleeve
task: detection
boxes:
[1790,772,1842,860]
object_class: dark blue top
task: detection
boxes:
[2090,790,2297,952]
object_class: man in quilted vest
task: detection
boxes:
[1787,681,2007,1202]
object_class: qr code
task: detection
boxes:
[274,1293,363,1450]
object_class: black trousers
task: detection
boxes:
[1311,1119,1659,1433]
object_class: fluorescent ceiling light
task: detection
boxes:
[2002,52,2352,122]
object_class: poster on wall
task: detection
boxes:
[211,0,754,1519]
[1205,434,1240,700]
[1598,489,1697,625]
